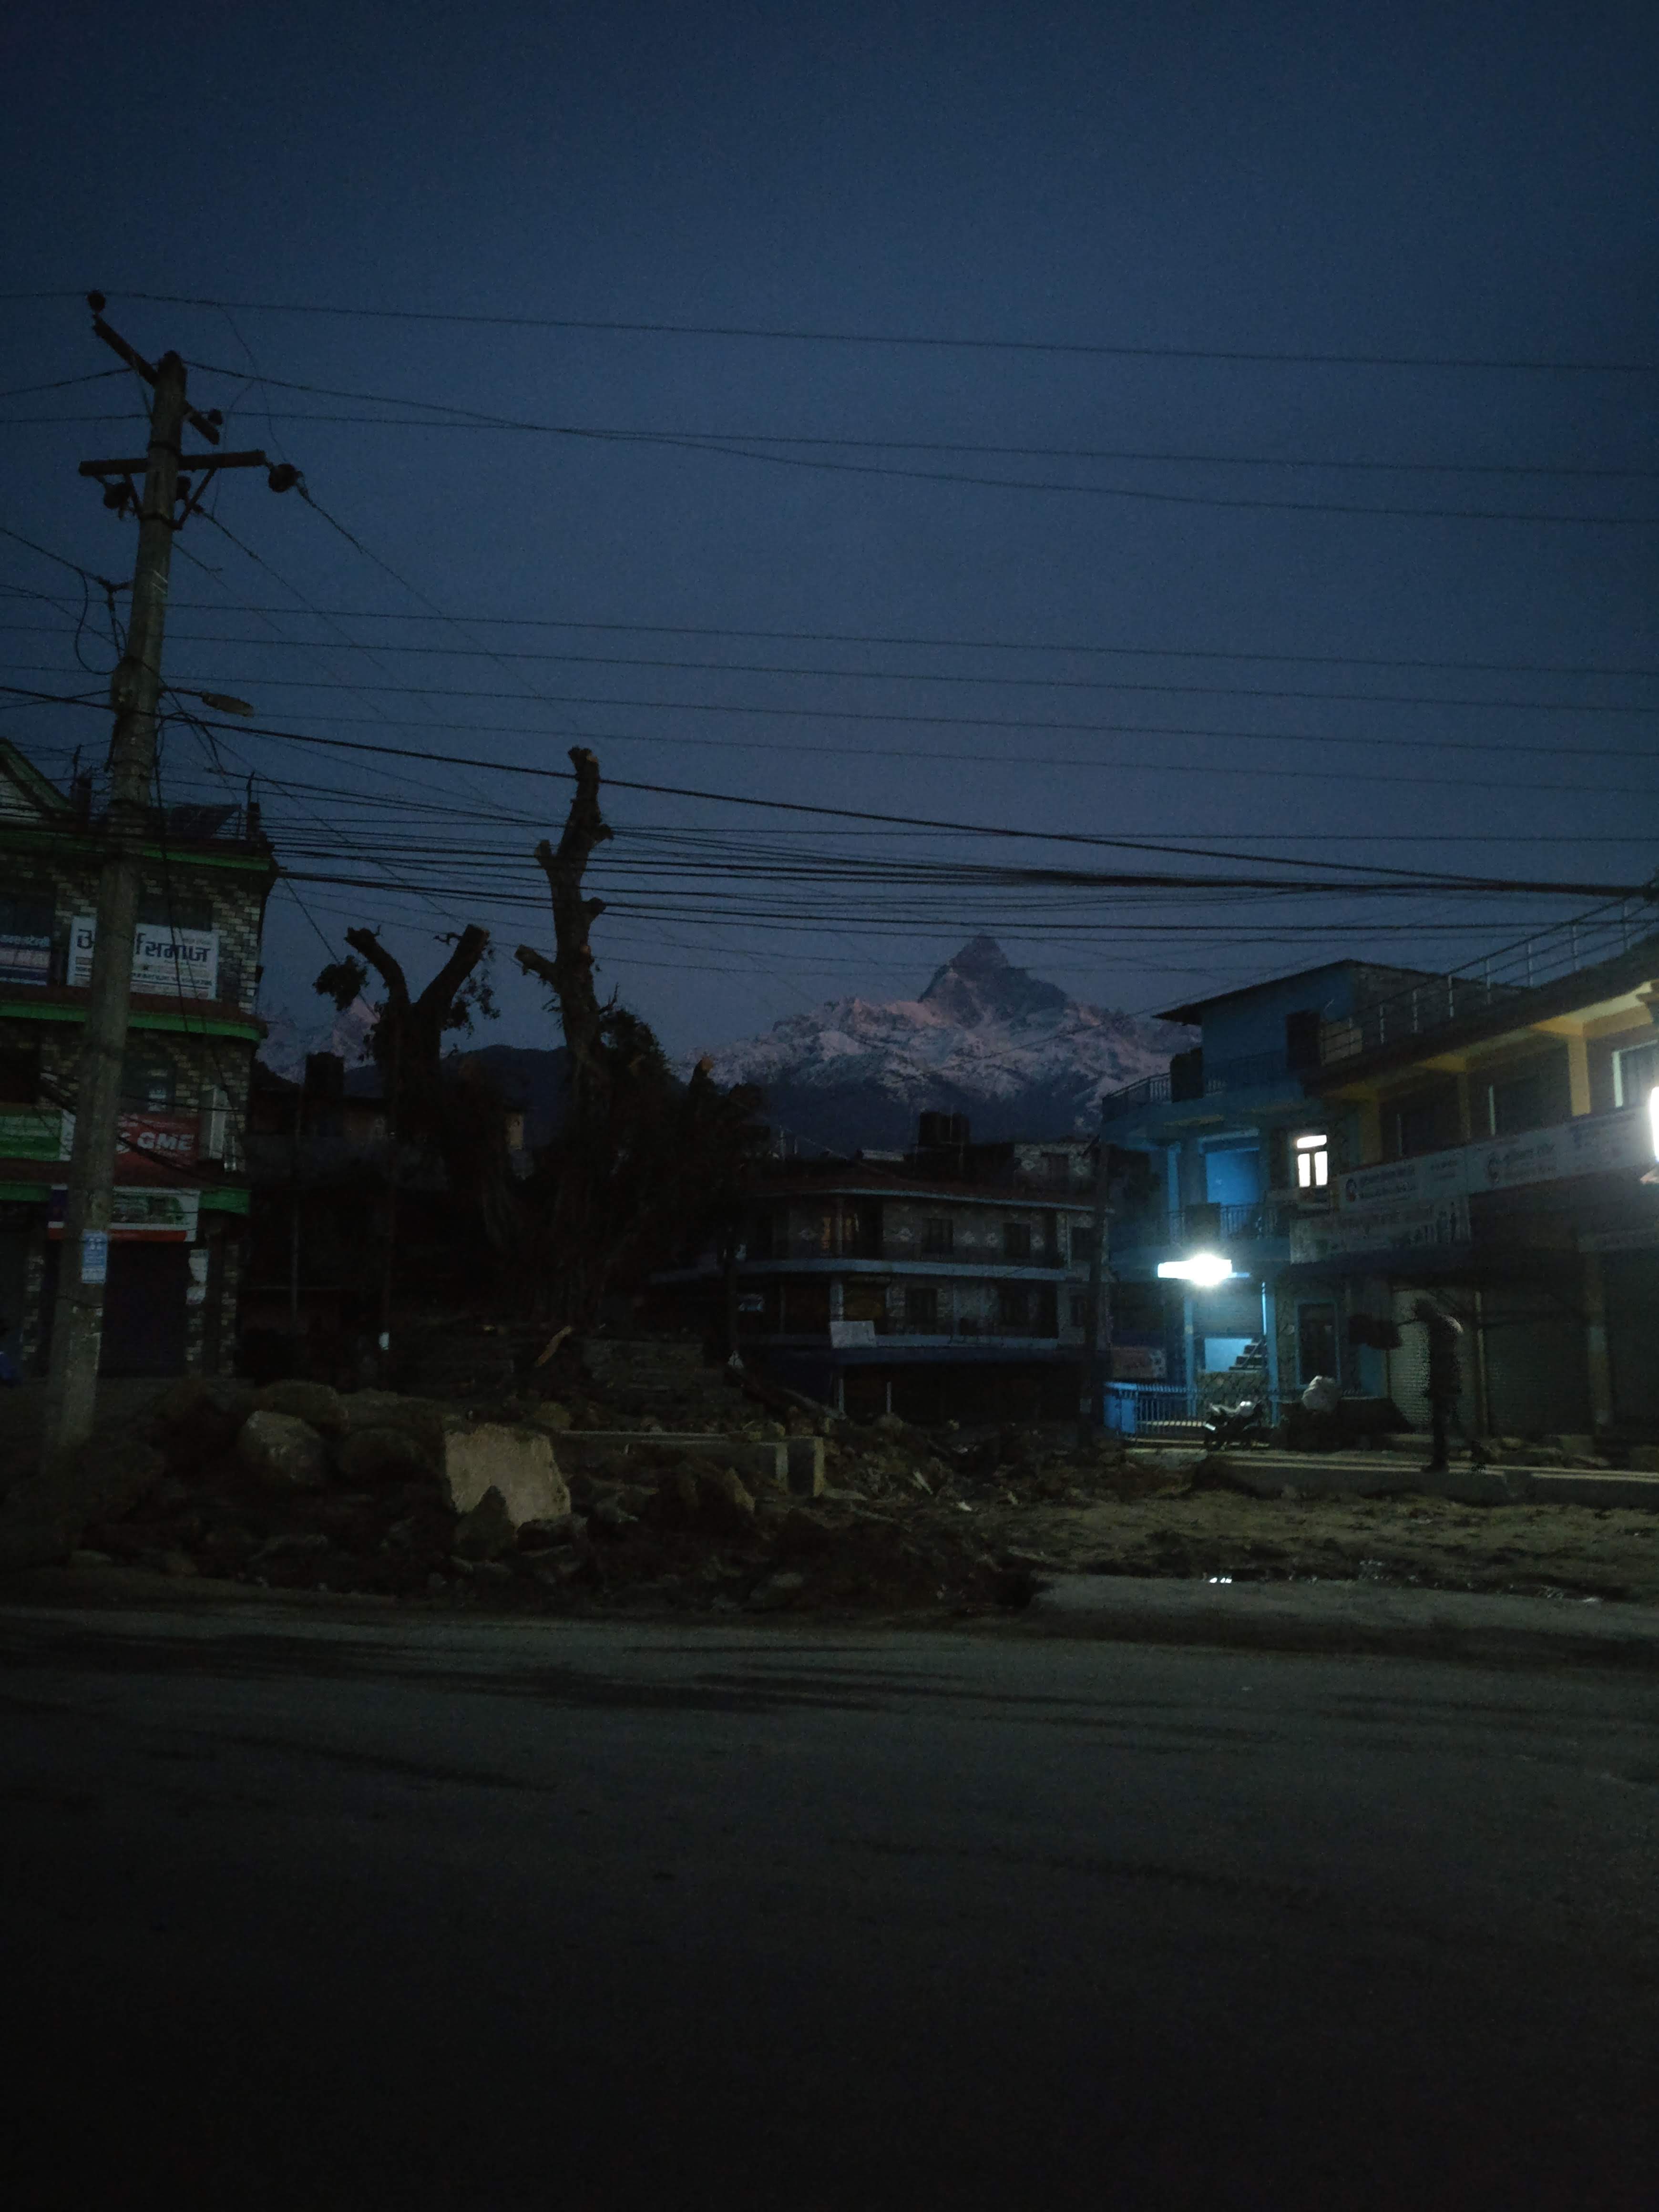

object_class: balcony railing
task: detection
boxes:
[1319,893,1659,1067]
[1113,1198,1298,1249]
[1100,1047,1299,1123]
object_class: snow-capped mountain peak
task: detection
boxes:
[692,940,1190,1151]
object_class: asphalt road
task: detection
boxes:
[3,1602,1656,2211]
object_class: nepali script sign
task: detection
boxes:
[1337,1106,1649,1212]
[70,915,219,1001]
[1291,1195,1470,1264]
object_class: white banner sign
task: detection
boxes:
[1338,1106,1649,1211]
[70,915,219,1001]
[49,1186,199,1241]
[1292,1195,1470,1264]
[829,1319,876,1347]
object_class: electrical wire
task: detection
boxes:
[135,601,1659,685]
[163,364,1659,524]
[10,618,1653,718]
[6,682,1657,867]
[82,291,1659,372]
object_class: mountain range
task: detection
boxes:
[690,936,1191,1153]
[259,937,1189,1154]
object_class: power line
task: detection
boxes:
[46,367,1648,480]
[76,291,1659,373]
[139,601,1659,684]
[12,620,1654,717]
[166,364,1656,524]
[5,681,1647,896]
[6,681,1654,814]
[0,369,127,402]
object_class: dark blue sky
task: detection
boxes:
[2,1,1655,1056]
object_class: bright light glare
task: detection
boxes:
[1295,1132,1328,1149]
[1157,1251,1234,1287]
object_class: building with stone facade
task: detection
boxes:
[652,1114,1103,1423]
[0,738,276,1377]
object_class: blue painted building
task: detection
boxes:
[1102,960,1450,1408]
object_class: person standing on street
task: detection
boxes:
[1413,1297,1464,1472]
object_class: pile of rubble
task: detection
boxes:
[5,1375,1115,1617]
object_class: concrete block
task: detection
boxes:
[441,1422,569,1527]
[785,1436,827,1498]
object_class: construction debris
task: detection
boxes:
[4,1339,1658,1614]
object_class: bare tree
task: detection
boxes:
[322,923,493,1141]
[315,923,517,1263]
[515,747,612,1102]
[514,748,762,1325]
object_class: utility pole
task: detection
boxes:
[41,296,283,1472]
[1077,1126,1113,1447]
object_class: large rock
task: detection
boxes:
[237,1410,328,1491]
[441,1422,568,1528]
[645,1462,757,1535]
[342,1391,447,1465]
[146,1375,255,1472]
[253,1379,348,1437]
[335,1425,434,1485]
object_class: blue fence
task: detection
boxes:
[1102,1380,1280,1435]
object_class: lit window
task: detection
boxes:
[1613,1040,1659,1111]
[1295,1132,1329,1190]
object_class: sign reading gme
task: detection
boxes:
[1339,1105,1648,1211]
[70,915,219,1000]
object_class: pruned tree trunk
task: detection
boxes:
[347,922,491,1137]
[516,747,613,1104]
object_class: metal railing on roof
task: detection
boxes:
[1099,1046,1301,1122]
[1318,891,1659,1066]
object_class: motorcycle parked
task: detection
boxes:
[1203,1398,1268,1451]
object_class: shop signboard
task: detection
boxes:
[1110,1344,1167,1380]
[0,905,52,987]
[117,1112,199,1168]
[1338,1106,1648,1211]
[1292,1195,1470,1264]
[0,1107,72,1160]
[60,1110,202,1170]
[48,1185,199,1241]
[69,915,219,1000]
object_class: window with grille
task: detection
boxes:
[904,1286,939,1330]
[922,1217,953,1255]
[1003,1220,1031,1260]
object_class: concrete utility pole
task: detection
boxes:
[1077,1127,1112,1446]
[41,297,278,1471]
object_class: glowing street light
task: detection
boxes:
[1157,1251,1235,1287]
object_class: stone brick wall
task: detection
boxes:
[12,844,269,1015]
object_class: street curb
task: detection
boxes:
[1005,1572,1659,1671]
[1194,1450,1659,1512]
